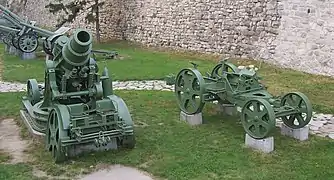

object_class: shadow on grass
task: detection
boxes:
[0,91,333,180]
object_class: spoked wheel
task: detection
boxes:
[27,79,40,105]
[11,35,19,49]
[175,68,205,114]
[4,32,15,46]
[18,33,39,53]
[45,109,66,163]
[280,92,313,129]
[241,99,276,139]
[210,62,239,79]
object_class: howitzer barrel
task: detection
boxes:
[0,18,15,28]
[62,29,92,67]
[18,21,54,37]
[0,24,19,33]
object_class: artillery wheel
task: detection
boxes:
[241,99,276,139]
[11,35,19,49]
[27,79,40,105]
[3,32,15,46]
[45,108,67,163]
[18,33,39,53]
[211,62,239,79]
[280,92,313,129]
[175,68,205,114]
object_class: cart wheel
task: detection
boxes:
[175,68,205,114]
[27,79,40,105]
[18,33,39,53]
[280,92,313,129]
[211,62,238,79]
[241,99,276,139]
[45,108,67,163]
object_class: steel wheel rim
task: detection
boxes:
[45,109,65,163]
[174,68,205,114]
[211,62,238,79]
[280,92,313,129]
[18,34,38,53]
[241,99,275,139]
[27,79,40,105]
[5,32,15,46]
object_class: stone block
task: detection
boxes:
[9,46,18,55]
[245,134,274,153]
[216,103,240,116]
[281,124,309,141]
[5,44,10,53]
[20,51,36,60]
[180,111,202,125]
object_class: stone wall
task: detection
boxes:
[266,0,334,76]
[9,0,334,76]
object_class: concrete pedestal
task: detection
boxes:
[180,111,202,125]
[216,104,240,116]
[8,46,18,55]
[281,124,309,141]
[5,44,10,53]
[245,134,274,153]
[19,51,36,60]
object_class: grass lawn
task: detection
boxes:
[1,41,334,114]
[0,91,334,180]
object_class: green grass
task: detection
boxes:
[1,41,334,114]
[0,150,42,180]
[0,42,215,82]
[0,92,334,180]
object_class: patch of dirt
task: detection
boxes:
[80,164,155,180]
[0,118,30,164]
[32,168,71,180]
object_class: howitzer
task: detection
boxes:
[0,4,70,53]
[166,60,313,139]
[20,29,135,163]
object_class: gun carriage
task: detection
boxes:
[20,28,135,163]
[168,60,313,139]
[0,5,70,53]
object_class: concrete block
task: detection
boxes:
[5,44,10,53]
[281,124,309,141]
[216,103,240,116]
[9,46,18,55]
[20,51,36,60]
[180,111,202,125]
[245,134,274,153]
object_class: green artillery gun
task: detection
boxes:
[20,29,135,163]
[0,4,70,53]
[167,60,313,139]
[91,49,118,60]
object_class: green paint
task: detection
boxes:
[20,29,135,163]
[171,59,313,139]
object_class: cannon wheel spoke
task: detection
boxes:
[241,99,275,139]
[280,92,313,129]
[175,68,205,114]
[45,109,66,163]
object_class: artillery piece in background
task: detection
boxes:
[0,4,70,53]
[20,28,135,163]
[166,60,313,139]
